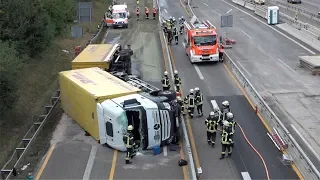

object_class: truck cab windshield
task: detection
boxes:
[113,12,127,19]
[194,35,217,46]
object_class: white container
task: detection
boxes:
[267,6,279,25]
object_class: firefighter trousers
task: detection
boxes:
[163,86,170,90]
[125,147,135,161]
[174,36,178,43]
[188,107,194,117]
[197,104,203,116]
[206,131,216,145]
[176,85,180,92]
[221,144,232,157]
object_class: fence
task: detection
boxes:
[187,0,320,179]
[269,0,320,23]
[1,8,107,180]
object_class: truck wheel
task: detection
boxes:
[158,90,177,101]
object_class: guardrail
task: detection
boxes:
[157,0,197,179]
[1,90,60,180]
[187,0,320,179]
[0,15,107,180]
[269,0,320,23]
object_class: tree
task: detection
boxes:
[0,41,23,116]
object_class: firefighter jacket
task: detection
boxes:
[173,29,178,37]
[195,92,204,105]
[174,75,181,86]
[228,121,237,135]
[184,94,195,108]
[221,131,233,145]
[161,76,170,87]
[123,132,135,148]
[205,116,218,132]
[221,107,231,120]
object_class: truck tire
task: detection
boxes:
[158,90,176,101]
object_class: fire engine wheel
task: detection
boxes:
[158,90,177,101]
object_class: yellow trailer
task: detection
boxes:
[59,67,141,141]
[71,44,120,70]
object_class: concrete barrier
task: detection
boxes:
[254,5,267,19]
[244,2,255,11]
[277,23,320,52]
[232,0,245,6]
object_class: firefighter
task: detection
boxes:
[226,112,237,139]
[219,44,224,62]
[179,18,184,35]
[136,7,140,20]
[167,27,173,45]
[220,101,231,126]
[205,111,219,147]
[174,70,181,92]
[177,96,186,115]
[184,89,195,118]
[123,125,136,164]
[161,71,170,90]
[162,21,167,34]
[220,123,233,159]
[195,87,204,117]
[152,7,157,19]
[173,27,179,45]
[136,0,139,5]
[145,7,149,19]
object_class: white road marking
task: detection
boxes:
[182,42,186,48]
[164,9,168,13]
[303,1,320,7]
[163,146,168,156]
[160,2,163,6]
[220,0,316,55]
[193,64,205,80]
[241,172,252,180]
[290,124,320,161]
[277,59,299,75]
[207,85,214,95]
[241,30,252,38]
[227,8,233,14]
[82,146,98,180]
[210,100,220,110]
[237,61,252,77]
[203,2,209,6]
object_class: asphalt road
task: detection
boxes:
[160,0,299,179]
[35,0,185,179]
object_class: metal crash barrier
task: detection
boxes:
[186,0,320,179]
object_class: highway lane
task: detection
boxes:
[201,0,320,169]
[162,0,299,179]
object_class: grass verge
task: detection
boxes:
[0,0,111,176]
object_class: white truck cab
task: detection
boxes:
[97,93,173,151]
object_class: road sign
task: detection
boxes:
[71,26,83,38]
[221,15,233,27]
[77,2,93,23]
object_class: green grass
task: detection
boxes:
[0,0,111,172]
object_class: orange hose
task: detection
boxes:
[238,124,270,180]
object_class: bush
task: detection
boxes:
[0,0,76,58]
[0,41,23,117]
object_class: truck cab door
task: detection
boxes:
[97,100,127,151]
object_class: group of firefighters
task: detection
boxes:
[136,5,157,20]
[161,16,185,45]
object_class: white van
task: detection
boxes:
[104,4,130,28]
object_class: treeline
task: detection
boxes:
[0,0,76,115]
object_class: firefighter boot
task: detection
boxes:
[126,160,132,164]
[207,139,211,145]
[219,154,225,160]
[211,141,215,148]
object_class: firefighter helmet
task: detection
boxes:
[128,125,133,131]
[174,70,178,74]
[190,89,194,94]
[222,100,229,107]
[226,112,233,119]
[195,87,200,91]
[210,111,215,116]
[164,71,168,76]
